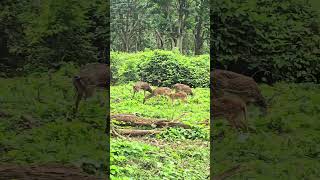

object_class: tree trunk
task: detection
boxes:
[194,15,203,55]
[155,30,164,49]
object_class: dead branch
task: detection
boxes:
[17,114,40,130]
[20,114,35,122]
[213,165,251,180]
[0,110,13,118]
[0,164,103,180]
[111,127,128,139]
[111,114,191,129]
[113,129,162,136]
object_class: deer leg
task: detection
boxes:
[237,119,248,132]
[230,114,243,131]
[144,90,146,98]
[73,93,83,115]
[98,89,105,107]
[240,112,249,132]
[143,96,148,104]
[226,116,237,130]
[132,90,136,99]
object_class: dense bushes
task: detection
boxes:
[111,50,209,88]
[0,0,109,75]
[211,0,320,84]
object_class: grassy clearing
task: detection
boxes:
[0,64,107,177]
[110,84,210,179]
[213,83,320,179]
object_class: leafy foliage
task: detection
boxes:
[211,0,320,83]
[0,63,107,177]
[111,50,210,87]
[213,83,320,179]
[0,0,109,75]
[111,0,209,55]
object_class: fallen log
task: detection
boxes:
[0,110,13,118]
[0,164,103,180]
[112,129,162,137]
[212,165,251,180]
[17,114,40,130]
[111,114,191,129]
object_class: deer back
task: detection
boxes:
[211,70,266,109]
[153,87,171,96]
[172,83,192,95]
[169,91,187,100]
[78,63,109,87]
[134,81,152,92]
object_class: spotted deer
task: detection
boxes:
[168,91,188,104]
[212,95,248,131]
[132,81,152,99]
[172,83,193,96]
[72,63,109,114]
[211,70,267,114]
[143,87,171,104]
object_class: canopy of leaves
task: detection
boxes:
[111,0,209,55]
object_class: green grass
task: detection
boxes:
[0,64,107,177]
[110,84,210,179]
[2,63,319,179]
[213,82,320,179]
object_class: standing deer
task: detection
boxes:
[172,83,193,96]
[132,81,152,99]
[143,87,171,104]
[211,70,267,114]
[168,91,188,104]
[212,95,248,131]
[72,63,110,114]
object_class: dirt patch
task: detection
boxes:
[0,164,104,180]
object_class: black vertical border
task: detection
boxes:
[105,0,111,179]
[210,0,217,179]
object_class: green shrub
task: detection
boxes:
[211,0,320,83]
[111,50,209,87]
[138,52,191,87]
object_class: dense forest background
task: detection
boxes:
[111,0,209,55]
[211,0,320,84]
[0,0,109,76]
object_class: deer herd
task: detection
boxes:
[132,83,192,104]
[72,63,268,132]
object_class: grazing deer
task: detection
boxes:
[143,87,171,104]
[168,91,188,104]
[211,70,267,114]
[132,81,153,99]
[172,83,193,96]
[212,95,248,131]
[72,63,110,114]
